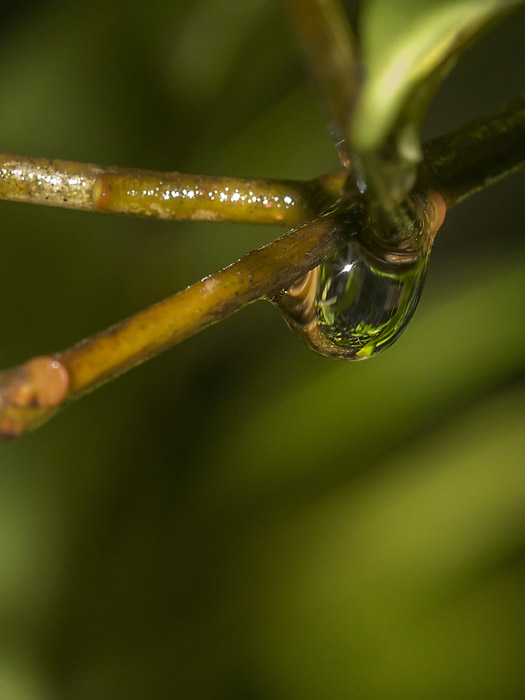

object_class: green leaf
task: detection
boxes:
[354,0,522,151]
[352,0,523,205]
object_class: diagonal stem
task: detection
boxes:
[419,94,525,208]
[0,215,347,438]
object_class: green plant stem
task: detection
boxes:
[419,94,525,207]
[1,99,525,437]
[2,94,522,227]
[0,153,344,227]
[0,216,346,437]
[283,0,359,167]
[59,217,346,390]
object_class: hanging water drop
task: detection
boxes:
[275,191,445,359]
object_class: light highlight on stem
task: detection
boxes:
[0,153,345,228]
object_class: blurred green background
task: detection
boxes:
[1,1,524,698]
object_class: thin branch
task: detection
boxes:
[0,215,347,438]
[283,0,360,167]
[0,153,345,228]
[1,99,525,438]
[419,94,525,208]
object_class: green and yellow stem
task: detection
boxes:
[0,153,345,227]
[0,216,347,437]
[419,94,525,208]
[0,98,524,438]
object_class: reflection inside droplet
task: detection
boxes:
[318,238,427,358]
[275,194,442,360]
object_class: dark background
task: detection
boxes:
[0,1,524,698]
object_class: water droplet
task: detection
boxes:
[276,193,444,360]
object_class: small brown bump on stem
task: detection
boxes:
[22,356,70,407]
[0,356,70,438]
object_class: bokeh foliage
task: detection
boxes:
[0,1,524,698]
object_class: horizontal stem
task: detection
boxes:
[2,95,523,226]
[0,153,345,227]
